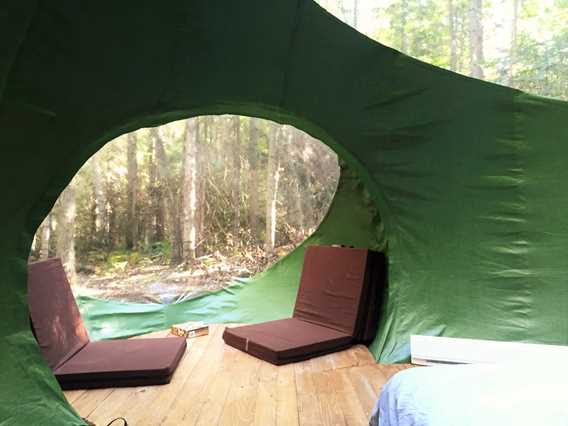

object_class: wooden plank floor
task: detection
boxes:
[66,325,413,425]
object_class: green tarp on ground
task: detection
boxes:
[1,0,568,424]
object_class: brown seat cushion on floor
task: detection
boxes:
[223,245,387,365]
[28,258,187,389]
[54,337,187,390]
[222,318,352,365]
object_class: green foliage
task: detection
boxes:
[141,241,172,262]
[510,31,568,100]
[96,245,171,273]
[326,0,568,101]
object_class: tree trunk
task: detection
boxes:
[126,132,138,250]
[148,137,158,242]
[154,128,183,264]
[231,115,241,241]
[290,130,305,238]
[248,118,260,244]
[456,9,468,72]
[353,0,359,29]
[508,0,520,86]
[400,0,409,52]
[107,191,117,247]
[150,135,165,242]
[301,134,316,230]
[265,125,281,253]
[91,155,108,246]
[182,118,200,263]
[31,232,38,259]
[448,0,458,71]
[337,0,350,24]
[468,0,484,79]
[39,214,51,260]
[56,182,77,284]
[197,117,208,255]
[222,117,231,183]
[293,179,305,238]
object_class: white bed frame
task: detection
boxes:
[410,335,568,365]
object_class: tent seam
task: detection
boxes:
[0,0,39,105]
[154,2,192,111]
[512,91,532,339]
[279,0,305,109]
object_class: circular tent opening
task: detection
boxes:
[29,115,340,305]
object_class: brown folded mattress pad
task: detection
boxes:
[28,258,187,389]
[54,338,187,389]
[223,318,352,365]
[223,245,386,365]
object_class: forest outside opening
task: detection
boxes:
[29,116,340,303]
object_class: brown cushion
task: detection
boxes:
[223,318,352,365]
[28,258,90,369]
[355,250,386,343]
[223,245,387,365]
[54,337,187,389]
[293,246,372,336]
[28,258,187,389]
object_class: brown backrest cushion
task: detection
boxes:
[293,246,370,336]
[28,258,90,369]
[355,250,387,343]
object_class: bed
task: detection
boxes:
[370,362,568,426]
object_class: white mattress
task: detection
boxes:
[370,363,568,426]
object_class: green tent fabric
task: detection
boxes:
[1,0,568,423]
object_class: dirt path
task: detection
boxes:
[74,251,280,304]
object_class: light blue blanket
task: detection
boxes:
[370,363,568,426]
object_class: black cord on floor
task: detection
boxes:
[81,417,128,426]
[106,418,128,426]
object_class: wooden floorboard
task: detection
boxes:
[66,324,413,425]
